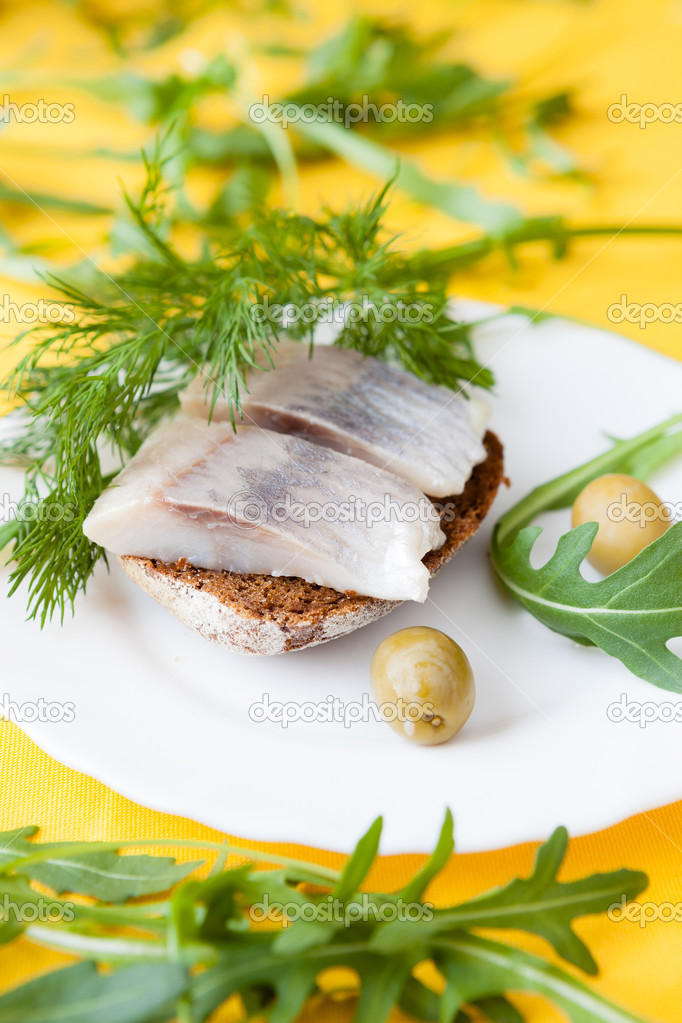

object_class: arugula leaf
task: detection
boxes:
[62,0,276,56]
[70,14,584,198]
[271,817,385,956]
[335,816,383,901]
[440,828,645,973]
[353,955,416,1023]
[400,979,513,1023]
[176,864,256,943]
[295,117,524,233]
[494,520,682,690]
[0,924,23,946]
[272,917,338,955]
[268,964,320,1023]
[490,414,682,691]
[0,962,188,1023]
[0,186,111,216]
[0,874,70,941]
[401,808,454,903]
[397,976,445,1021]
[0,877,28,947]
[608,429,682,481]
[370,827,647,973]
[434,933,647,1023]
[474,996,524,1023]
[0,827,198,902]
[0,815,653,1023]
[170,938,321,1023]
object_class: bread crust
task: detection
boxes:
[119,431,504,655]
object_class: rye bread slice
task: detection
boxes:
[119,431,504,655]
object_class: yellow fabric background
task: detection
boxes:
[0,0,681,1018]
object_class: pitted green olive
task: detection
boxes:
[370,626,475,746]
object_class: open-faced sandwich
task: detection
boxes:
[83,341,504,654]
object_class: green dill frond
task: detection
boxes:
[0,156,490,624]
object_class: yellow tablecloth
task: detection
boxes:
[1,0,681,1017]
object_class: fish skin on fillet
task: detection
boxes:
[83,417,446,602]
[180,341,489,499]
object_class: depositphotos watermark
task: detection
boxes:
[249,892,434,925]
[226,491,449,532]
[0,694,76,724]
[0,894,75,924]
[249,693,436,729]
[0,95,75,124]
[249,94,433,129]
[606,295,682,329]
[0,296,75,324]
[607,693,682,728]
[249,296,434,328]
[1,494,77,525]
[605,496,679,527]
[606,95,682,128]
[608,896,682,927]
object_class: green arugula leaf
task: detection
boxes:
[437,827,646,973]
[0,816,653,1023]
[400,979,509,1022]
[0,962,188,1023]
[68,14,584,197]
[490,415,682,691]
[493,521,682,690]
[335,816,383,901]
[473,996,524,1023]
[295,117,524,233]
[0,878,30,946]
[268,961,321,1023]
[273,817,385,956]
[0,923,23,946]
[0,186,111,216]
[401,808,454,903]
[176,941,278,1022]
[434,933,647,1023]
[607,429,682,481]
[371,827,647,973]
[0,827,198,902]
[353,956,416,1023]
[168,938,321,1023]
[0,873,69,933]
[187,864,257,940]
[272,918,338,955]
[397,976,445,1020]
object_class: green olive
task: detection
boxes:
[572,473,671,575]
[370,626,475,746]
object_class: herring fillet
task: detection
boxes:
[180,342,489,498]
[83,418,445,602]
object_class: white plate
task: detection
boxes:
[2,304,681,854]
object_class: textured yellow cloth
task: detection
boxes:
[0,0,681,1018]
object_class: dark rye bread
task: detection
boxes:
[119,431,505,656]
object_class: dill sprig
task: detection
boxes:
[3,148,682,626]
[0,165,487,624]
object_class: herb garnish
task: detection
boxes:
[491,414,682,691]
[114,17,585,183]
[0,814,651,1022]
[2,146,682,627]
[0,168,493,625]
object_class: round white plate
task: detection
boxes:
[2,304,681,854]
